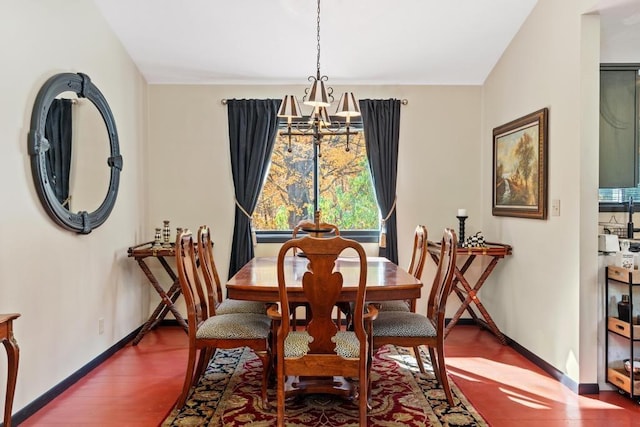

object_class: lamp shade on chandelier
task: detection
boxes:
[277,0,360,152]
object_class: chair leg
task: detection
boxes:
[176,344,198,408]
[435,344,454,405]
[194,347,213,380]
[359,362,368,424]
[428,347,443,385]
[256,350,271,410]
[413,345,426,374]
[277,356,285,427]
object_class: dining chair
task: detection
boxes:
[377,224,428,313]
[371,228,458,405]
[197,225,267,315]
[175,229,273,409]
[290,221,344,326]
[348,225,427,328]
[267,235,378,426]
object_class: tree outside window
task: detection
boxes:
[253,131,378,231]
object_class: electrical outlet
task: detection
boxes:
[551,199,560,216]
[98,318,104,335]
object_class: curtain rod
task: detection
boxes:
[220,98,408,106]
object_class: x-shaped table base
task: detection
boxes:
[428,241,512,345]
[128,243,188,345]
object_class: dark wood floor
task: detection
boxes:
[19,325,640,426]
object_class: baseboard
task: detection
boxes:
[9,326,142,426]
[452,319,599,395]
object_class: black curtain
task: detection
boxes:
[359,99,401,264]
[227,99,280,277]
[44,99,73,207]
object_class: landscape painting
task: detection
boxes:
[492,108,548,219]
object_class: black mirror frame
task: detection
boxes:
[28,72,123,234]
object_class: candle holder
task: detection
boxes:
[153,228,162,247]
[162,220,171,248]
[456,215,468,246]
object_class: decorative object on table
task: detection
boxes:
[618,294,631,322]
[162,220,171,247]
[462,231,487,248]
[153,228,162,248]
[162,346,488,427]
[175,227,183,241]
[492,108,548,219]
[456,209,467,244]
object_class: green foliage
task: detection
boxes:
[253,131,379,230]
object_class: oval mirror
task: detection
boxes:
[28,73,123,234]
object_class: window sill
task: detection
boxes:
[256,230,379,244]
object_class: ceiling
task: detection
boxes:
[92,0,640,86]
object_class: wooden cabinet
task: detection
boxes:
[606,266,640,398]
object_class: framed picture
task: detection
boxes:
[492,108,548,219]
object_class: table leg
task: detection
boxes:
[3,327,19,427]
[444,256,507,344]
[132,258,188,345]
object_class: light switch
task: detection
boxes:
[551,199,560,216]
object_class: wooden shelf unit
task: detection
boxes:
[606,266,640,399]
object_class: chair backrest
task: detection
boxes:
[407,225,428,279]
[291,221,340,255]
[176,229,211,329]
[197,225,223,314]
[426,229,458,329]
[276,235,368,354]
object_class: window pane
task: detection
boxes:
[318,133,379,229]
[599,187,640,204]
[253,132,379,231]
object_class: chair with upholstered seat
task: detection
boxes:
[197,225,267,315]
[267,235,377,426]
[290,221,343,325]
[377,224,428,312]
[175,229,273,409]
[371,228,457,405]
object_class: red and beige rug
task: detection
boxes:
[163,345,487,426]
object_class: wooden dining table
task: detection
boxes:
[226,255,422,399]
[226,255,423,303]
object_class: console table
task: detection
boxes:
[427,241,512,344]
[128,242,188,344]
[1,313,19,427]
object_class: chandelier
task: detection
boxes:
[277,0,361,155]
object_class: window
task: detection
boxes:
[599,64,640,212]
[253,125,379,242]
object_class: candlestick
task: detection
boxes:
[162,220,171,248]
[456,215,468,246]
[153,228,162,247]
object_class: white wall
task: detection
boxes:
[1,1,147,413]
[481,0,600,384]
[146,84,483,313]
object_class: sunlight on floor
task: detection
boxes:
[447,356,629,411]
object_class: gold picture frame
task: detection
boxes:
[492,108,548,219]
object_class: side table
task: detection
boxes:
[427,240,512,344]
[128,242,188,344]
[1,313,19,427]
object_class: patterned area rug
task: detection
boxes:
[163,345,487,426]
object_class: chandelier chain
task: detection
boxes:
[316,0,321,78]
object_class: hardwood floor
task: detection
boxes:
[19,325,640,426]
